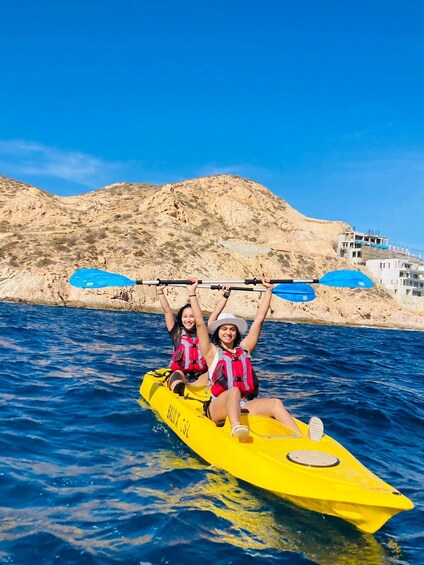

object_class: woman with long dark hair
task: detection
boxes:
[157,284,231,395]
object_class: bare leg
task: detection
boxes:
[168,371,208,396]
[194,372,208,386]
[167,370,186,395]
[244,397,302,435]
[208,388,250,438]
[208,387,242,427]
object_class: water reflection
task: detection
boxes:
[129,446,398,564]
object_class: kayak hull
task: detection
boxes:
[140,369,414,533]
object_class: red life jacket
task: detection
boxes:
[170,329,207,375]
[210,346,259,399]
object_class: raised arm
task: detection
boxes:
[157,284,175,332]
[208,286,232,326]
[241,278,273,353]
[186,279,216,366]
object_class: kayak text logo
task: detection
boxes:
[166,403,191,439]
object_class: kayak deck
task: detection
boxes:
[140,369,414,533]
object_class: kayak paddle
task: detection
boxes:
[204,283,315,303]
[70,268,141,289]
[69,270,315,302]
[70,268,373,290]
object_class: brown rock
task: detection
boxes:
[0,173,423,330]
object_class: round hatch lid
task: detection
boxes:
[287,450,340,467]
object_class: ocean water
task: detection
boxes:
[0,301,422,565]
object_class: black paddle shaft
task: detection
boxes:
[245,278,320,285]
[134,278,320,285]
[209,285,262,292]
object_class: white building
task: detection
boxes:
[366,258,424,298]
[337,230,389,264]
[338,229,423,310]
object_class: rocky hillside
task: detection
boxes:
[0,174,423,330]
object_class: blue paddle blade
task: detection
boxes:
[319,270,374,289]
[69,269,137,289]
[273,283,316,302]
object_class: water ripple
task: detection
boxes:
[0,303,422,564]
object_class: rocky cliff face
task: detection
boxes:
[0,173,423,330]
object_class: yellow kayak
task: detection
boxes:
[140,368,414,533]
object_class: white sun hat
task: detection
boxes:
[207,312,248,335]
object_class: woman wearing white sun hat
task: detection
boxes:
[187,277,324,441]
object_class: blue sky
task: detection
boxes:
[1,0,423,253]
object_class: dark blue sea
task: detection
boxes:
[0,302,422,564]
